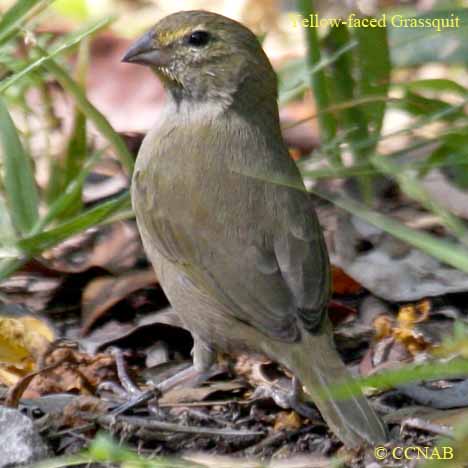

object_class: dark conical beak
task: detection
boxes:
[121,30,169,67]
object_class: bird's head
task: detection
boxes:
[122,10,277,108]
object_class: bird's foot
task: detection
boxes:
[96,347,158,415]
[98,347,216,416]
[251,375,319,421]
[286,377,320,420]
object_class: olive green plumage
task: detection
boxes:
[124,10,387,448]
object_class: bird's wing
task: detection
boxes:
[132,122,330,342]
[273,197,331,332]
[134,175,330,342]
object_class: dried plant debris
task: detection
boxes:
[0,274,63,313]
[3,341,117,404]
[0,305,55,386]
[42,222,143,275]
[333,214,468,301]
[81,268,157,334]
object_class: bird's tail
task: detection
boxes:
[269,327,388,448]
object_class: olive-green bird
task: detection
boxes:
[123,10,387,448]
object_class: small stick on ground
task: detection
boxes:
[82,412,266,438]
[401,417,453,438]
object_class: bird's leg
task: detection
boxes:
[157,338,216,391]
[96,347,158,414]
[113,346,143,395]
[97,347,146,399]
[286,377,321,421]
[108,339,216,415]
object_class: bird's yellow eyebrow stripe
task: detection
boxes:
[157,27,194,45]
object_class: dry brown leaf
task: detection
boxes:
[43,222,142,275]
[331,265,363,295]
[372,300,432,355]
[0,274,62,313]
[5,360,65,407]
[62,395,109,428]
[393,301,432,354]
[373,315,394,340]
[81,268,157,335]
[0,313,55,386]
[160,381,245,405]
[22,346,116,399]
[327,300,357,326]
[274,411,302,431]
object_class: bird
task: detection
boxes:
[122,10,387,448]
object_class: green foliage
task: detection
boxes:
[41,53,134,174]
[0,0,133,281]
[291,2,468,274]
[18,191,131,255]
[329,357,468,400]
[315,189,468,273]
[288,11,468,456]
[0,98,39,234]
[389,9,468,66]
[0,0,52,47]
[296,0,339,166]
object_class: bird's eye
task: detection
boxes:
[186,30,211,47]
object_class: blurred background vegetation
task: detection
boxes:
[1,0,468,466]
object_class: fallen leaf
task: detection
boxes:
[373,315,394,340]
[81,268,157,334]
[43,222,142,275]
[0,274,62,313]
[62,395,109,428]
[160,381,245,405]
[334,214,468,301]
[274,411,302,431]
[393,301,432,354]
[370,301,432,357]
[331,265,363,295]
[0,308,55,386]
[22,345,116,399]
[80,307,186,354]
[327,300,357,326]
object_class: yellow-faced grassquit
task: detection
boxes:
[123,10,387,448]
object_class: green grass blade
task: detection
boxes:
[32,150,104,234]
[296,0,339,166]
[0,0,51,46]
[0,195,16,244]
[325,26,373,201]
[404,78,468,96]
[0,17,112,93]
[0,97,39,234]
[18,191,131,255]
[42,57,134,175]
[278,40,357,105]
[0,258,26,282]
[371,155,468,243]
[344,98,468,155]
[316,189,468,273]
[56,39,89,217]
[63,40,88,187]
[330,357,468,400]
[353,19,390,139]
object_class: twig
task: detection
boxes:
[401,417,454,438]
[246,430,294,455]
[158,398,250,408]
[83,413,265,438]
